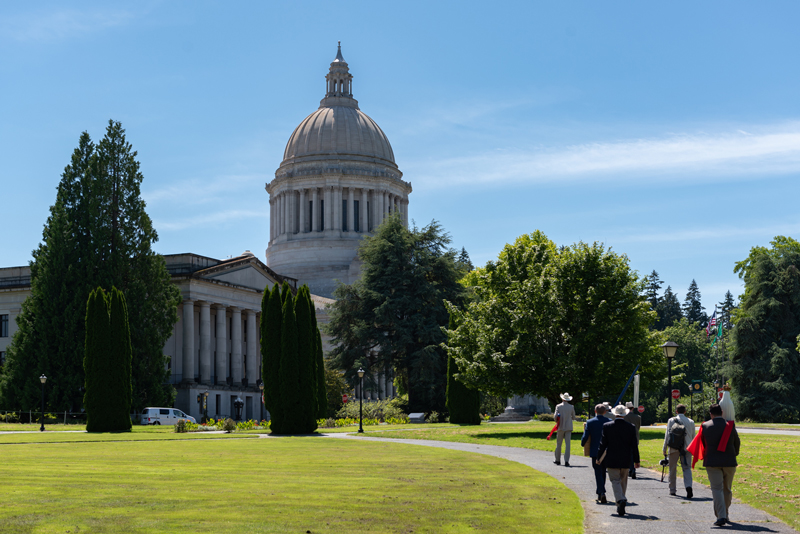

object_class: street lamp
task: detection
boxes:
[661,341,678,418]
[258,380,265,421]
[39,375,47,432]
[357,368,365,434]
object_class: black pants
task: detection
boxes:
[592,456,607,495]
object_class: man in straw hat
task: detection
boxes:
[624,401,641,479]
[553,393,578,466]
[597,404,640,517]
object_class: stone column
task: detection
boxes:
[382,191,389,219]
[215,305,227,385]
[231,307,243,384]
[360,189,368,233]
[269,198,274,241]
[403,198,409,227]
[181,300,195,383]
[324,186,332,231]
[299,189,306,233]
[347,187,355,232]
[311,188,319,232]
[199,301,212,384]
[246,310,257,385]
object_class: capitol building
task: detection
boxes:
[0,44,406,421]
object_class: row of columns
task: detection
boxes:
[270,186,409,241]
[182,300,259,386]
[353,370,396,401]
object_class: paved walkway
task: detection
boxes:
[326,433,797,534]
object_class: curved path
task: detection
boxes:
[325,433,796,534]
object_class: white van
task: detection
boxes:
[141,407,196,425]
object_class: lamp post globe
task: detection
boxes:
[357,368,365,434]
[39,375,47,432]
[661,341,678,418]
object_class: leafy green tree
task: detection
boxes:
[326,215,465,413]
[0,122,179,413]
[682,279,708,328]
[445,314,481,424]
[727,236,800,422]
[656,285,683,329]
[84,287,132,432]
[444,231,661,408]
[324,363,350,417]
[662,318,713,390]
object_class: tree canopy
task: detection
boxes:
[0,121,180,412]
[444,231,660,408]
[326,215,465,413]
[728,236,800,422]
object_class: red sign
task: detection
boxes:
[718,388,724,400]
[342,394,349,403]
[637,405,644,414]
[671,389,681,400]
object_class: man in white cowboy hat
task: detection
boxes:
[624,401,641,479]
[553,393,578,466]
[597,404,640,517]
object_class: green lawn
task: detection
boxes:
[371,421,800,531]
[0,434,583,533]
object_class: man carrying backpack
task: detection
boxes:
[663,403,696,498]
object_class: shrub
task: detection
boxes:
[426,411,441,424]
[222,418,236,433]
[174,419,187,433]
[336,398,407,422]
[236,419,255,431]
[318,418,337,428]
[385,415,409,425]
[538,413,555,422]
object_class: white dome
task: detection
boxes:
[283,102,395,165]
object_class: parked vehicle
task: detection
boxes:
[141,407,196,425]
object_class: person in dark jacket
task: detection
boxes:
[581,404,612,503]
[597,404,640,517]
[624,401,641,479]
[701,403,740,526]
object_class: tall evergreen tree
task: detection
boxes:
[644,270,663,311]
[84,287,132,432]
[294,286,318,432]
[682,279,708,328]
[261,283,282,421]
[728,236,800,422]
[655,286,683,329]
[456,247,474,275]
[327,215,466,413]
[445,314,481,425]
[718,290,737,331]
[276,285,302,433]
[0,121,180,413]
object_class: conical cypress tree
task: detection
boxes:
[261,283,282,428]
[446,314,481,425]
[110,288,133,431]
[84,288,110,432]
[275,287,301,434]
[294,286,318,433]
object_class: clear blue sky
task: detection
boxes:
[2,2,799,311]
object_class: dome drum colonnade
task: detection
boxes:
[265,43,411,299]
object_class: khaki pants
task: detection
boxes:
[706,466,736,520]
[607,467,629,503]
[555,430,571,463]
[668,449,693,492]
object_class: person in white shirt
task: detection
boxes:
[554,393,578,466]
[662,404,696,499]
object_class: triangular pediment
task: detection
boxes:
[194,255,294,292]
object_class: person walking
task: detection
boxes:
[553,393,577,466]
[581,404,611,503]
[698,403,740,526]
[597,404,640,517]
[624,401,641,479]
[663,403,695,499]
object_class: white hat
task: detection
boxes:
[612,404,627,417]
[625,401,634,409]
[560,393,573,402]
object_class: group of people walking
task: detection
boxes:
[552,394,740,526]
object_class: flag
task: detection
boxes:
[706,310,717,337]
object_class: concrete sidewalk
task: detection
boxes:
[328,434,796,534]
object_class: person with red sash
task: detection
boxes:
[688,403,740,527]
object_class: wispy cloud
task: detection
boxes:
[407,122,800,188]
[612,222,800,245]
[2,8,137,42]
[144,174,269,206]
[154,209,266,232]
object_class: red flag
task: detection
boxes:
[546,414,560,440]
[718,421,735,452]
[686,425,705,468]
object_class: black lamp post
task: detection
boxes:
[357,368,365,434]
[661,341,678,418]
[39,374,47,432]
[258,381,265,421]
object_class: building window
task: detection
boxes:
[0,314,8,337]
[367,202,371,232]
[320,200,325,231]
[354,200,360,232]
[308,200,313,232]
[342,199,348,231]
[0,351,5,369]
